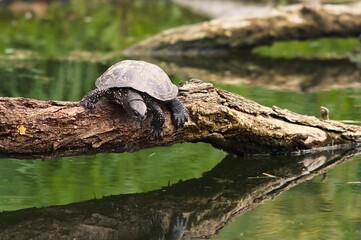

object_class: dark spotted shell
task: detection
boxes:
[95,60,178,101]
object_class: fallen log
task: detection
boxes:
[145,56,361,92]
[0,79,361,159]
[0,147,358,239]
[123,4,361,56]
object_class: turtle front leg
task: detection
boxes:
[143,95,165,137]
[80,88,110,109]
[167,98,189,128]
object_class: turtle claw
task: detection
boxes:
[151,126,163,138]
[80,98,96,109]
[172,110,189,129]
[80,88,108,110]
[168,98,189,129]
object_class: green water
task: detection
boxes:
[0,0,360,239]
[0,143,225,211]
[213,156,361,240]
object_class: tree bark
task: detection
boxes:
[0,147,358,239]
[0,79,361,159]
[123,4,361,57]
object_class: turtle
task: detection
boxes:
[80,60,189,137]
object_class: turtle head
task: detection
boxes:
[124,90,147,121]
[128,99,147,121]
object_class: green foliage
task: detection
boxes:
[0,0,206,57]
[253,37,360,59]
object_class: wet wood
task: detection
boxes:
[124,4,361,56]
[0,147,358,239]
[0,79,361,159]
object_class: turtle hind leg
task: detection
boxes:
[167,98,189,128]
[80,88,111,109]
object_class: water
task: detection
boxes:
[0,0,361,239]
[213,156,361,240]
[0,143,225,211]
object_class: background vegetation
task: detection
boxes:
[0,0,206,57]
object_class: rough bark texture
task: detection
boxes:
[0,79,361,159]
[0,147,358,239]
[123,4,361,56]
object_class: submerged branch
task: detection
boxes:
[0,79,361,159]
[124,4,361,56]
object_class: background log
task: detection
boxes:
[0,79,361,159]
[145,56,361,92]
[123,4,361,57]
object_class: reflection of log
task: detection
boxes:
[124,4,361,56]
[153,55,361,92]
[0,147,359,239]
[1,79,361,159]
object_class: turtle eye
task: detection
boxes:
[133,110,140,117]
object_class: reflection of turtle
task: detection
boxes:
[80,60,189,136]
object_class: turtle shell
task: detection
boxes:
[95,60,178,101]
